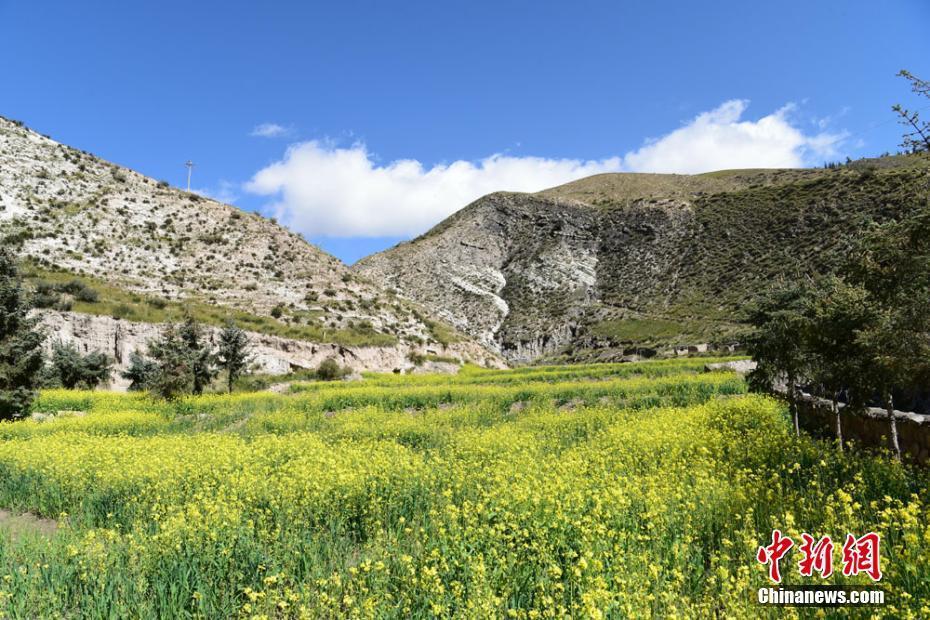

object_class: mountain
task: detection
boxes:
[8,113,928,371]
[355,155,930,363]
[0,116,501,378]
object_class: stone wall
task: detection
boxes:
[794,390,930,464]
[702,361,930,464]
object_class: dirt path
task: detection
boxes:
[0,509,59,540]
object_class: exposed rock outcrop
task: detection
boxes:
[704,360,757,374]
[357,193,601,363]
[36,310,505,391]
[356,157,930,363]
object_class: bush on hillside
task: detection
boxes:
[316,358,351,381]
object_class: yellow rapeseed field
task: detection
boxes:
[0,358,925,618]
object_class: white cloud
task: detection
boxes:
[250,123,291,138]
[246,100,846,238]
[245,145,621,237]
[623,100,846,174]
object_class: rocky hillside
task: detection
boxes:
[0,116,502,372]
[356,155,930,363]
[37,310,499,390]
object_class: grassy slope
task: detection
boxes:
[23,263,399,347]
[359,154,930,363]
[571,155,930,352]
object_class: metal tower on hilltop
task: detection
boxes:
[185,160,195,192]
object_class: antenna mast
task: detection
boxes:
[185,160,195,192]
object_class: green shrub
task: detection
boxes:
[316,358,351,381]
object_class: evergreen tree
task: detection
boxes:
[217,321,252,393]
[48,340,84,389]
[147,324,194,400]
[44,340,113,390]
[746,279,812,436]
[80,350,113,389]
[178,314,217,396]
[805,277,873,452]
[0,249,45,420]
[121,350,157,392]
[893,70,930,152]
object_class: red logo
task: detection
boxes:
[757,531,881,583]
[798,533,834,578]
[756,529,794,583]
[841,532,882,581]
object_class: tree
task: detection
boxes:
[47,340,84,389]
[178,314,217,396]
[217,321,253,393]
[45,340,113,389]
[147,324,194,400]
[855,311,925,461]
[0,248,45,420]
[121,350,157,392]
[746,279,812,436]
[80,351,113,389]
[846,206,930,460]
[141,315,218,399]
[893,70,930,153]
[804,277,874,452]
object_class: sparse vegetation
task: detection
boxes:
[424,319,460,346]
[360,148,930,361]
[425,354,460,364]
[31,278,99,309]
[407,351,426,366]
[0,116,461,357]
[21,265,399,347]
[589,316,692,343]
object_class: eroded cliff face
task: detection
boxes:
[354,190,749,363]
[36,310,505,390]
[356,193,603,363]
[356,157,930,363]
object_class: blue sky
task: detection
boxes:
[2,1,928,263]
